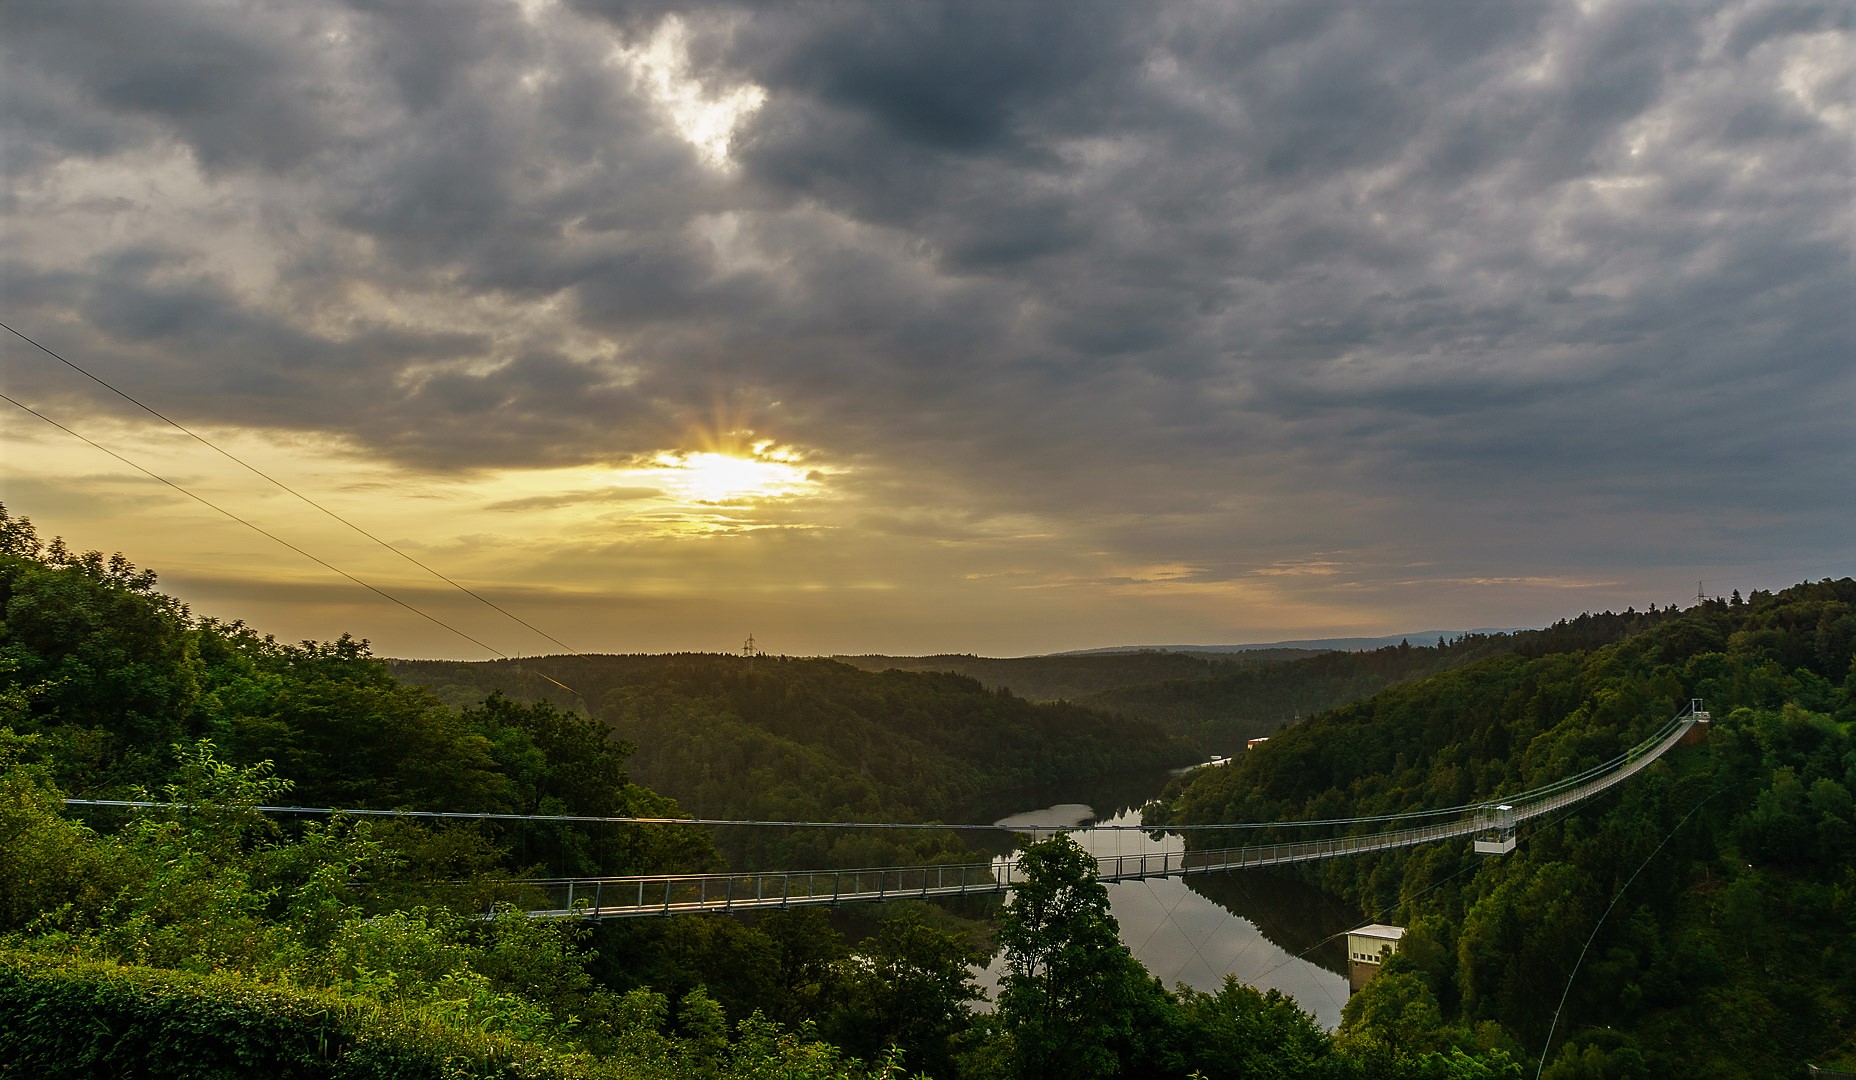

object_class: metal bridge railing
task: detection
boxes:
[528,861,1014,917]
[520,711,1699,919]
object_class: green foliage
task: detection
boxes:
[1339,970,1451,1058]
[1168,978,1341,1080]
[0,734,126,930]
[829,905,982,1077]
[0,510,720,882]
[1163,579,1856,1077]
[1540,1036,1651,1080]
[0,507,202,787]
[9,508,1833,1078]
[831,649,1322,703]
[1088,608,1689,753]
[0,949,891,1079]
[995,834,1175,1079]
[215,633,512,812]
[0,949,606,1079]
[393,652,1196,869]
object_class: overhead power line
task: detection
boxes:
[0,320,582,658]
[1534,788,1722,1079]
[1,391,580,698]
[0,391,515,660]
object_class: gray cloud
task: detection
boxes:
[3,0,1850,606]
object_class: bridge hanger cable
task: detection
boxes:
[1,321,586,663]
[1151,708,1691,834]
[378,707,1697,915]
[63,706,1698,837]
[52,797,1359,830]
[1214,788,1631,996]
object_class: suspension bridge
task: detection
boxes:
[66,702,1709,920]
[517,701,1709,918]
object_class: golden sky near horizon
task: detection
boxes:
[5,409,1427,658]
[3,2,1850,659]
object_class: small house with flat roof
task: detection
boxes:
[1346,923,1405,991]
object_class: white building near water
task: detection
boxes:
[1346,923,1406,991]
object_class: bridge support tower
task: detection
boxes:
[1678,698,1711,746]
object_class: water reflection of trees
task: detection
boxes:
[978,767,1361,984]
[976,765,1177,827]
[1182,871,1357,978]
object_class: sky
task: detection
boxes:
[2,0,1852,659]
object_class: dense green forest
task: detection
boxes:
[831,649,1324,703]
[1158,580,1856,1077]
[11,502,1846,1077]
[1,506,1531,1077]
[1084,609,1693,753]
[389,653,1196,869]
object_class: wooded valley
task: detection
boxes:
[2,503,1850,1077]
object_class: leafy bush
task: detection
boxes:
[0,950,612,1079]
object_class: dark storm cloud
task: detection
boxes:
[3,0,358,172]
[4,0,1850,574]
[743,3,1143,152]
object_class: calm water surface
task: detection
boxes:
[975,771,1358,1029]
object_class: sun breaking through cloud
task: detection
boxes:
[1,0,1849,657]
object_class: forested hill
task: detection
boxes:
[0,506,716,878]
[1084,607,1693,753]
[0,506,1681,1077]
[389,654,1197,868]
[1157,580,1856,1077]
[831,648,1324,702]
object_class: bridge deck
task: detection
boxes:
[523,713,1699,918]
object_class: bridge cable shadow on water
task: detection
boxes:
[1134,875,1234,990]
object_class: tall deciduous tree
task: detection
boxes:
[995,833,1173,1079]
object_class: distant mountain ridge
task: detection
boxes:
[1056,628,1530,655]
[830,648,1317,702]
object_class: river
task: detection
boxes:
[973,764,1359,1029]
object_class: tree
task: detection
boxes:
[1339,968,1449,1059]
[757,907,849,1029]
[1171,977,1338,1080]
[833,905,980,1076]
[995,833,1173,1079]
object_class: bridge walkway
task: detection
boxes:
[522,705,1704,919]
